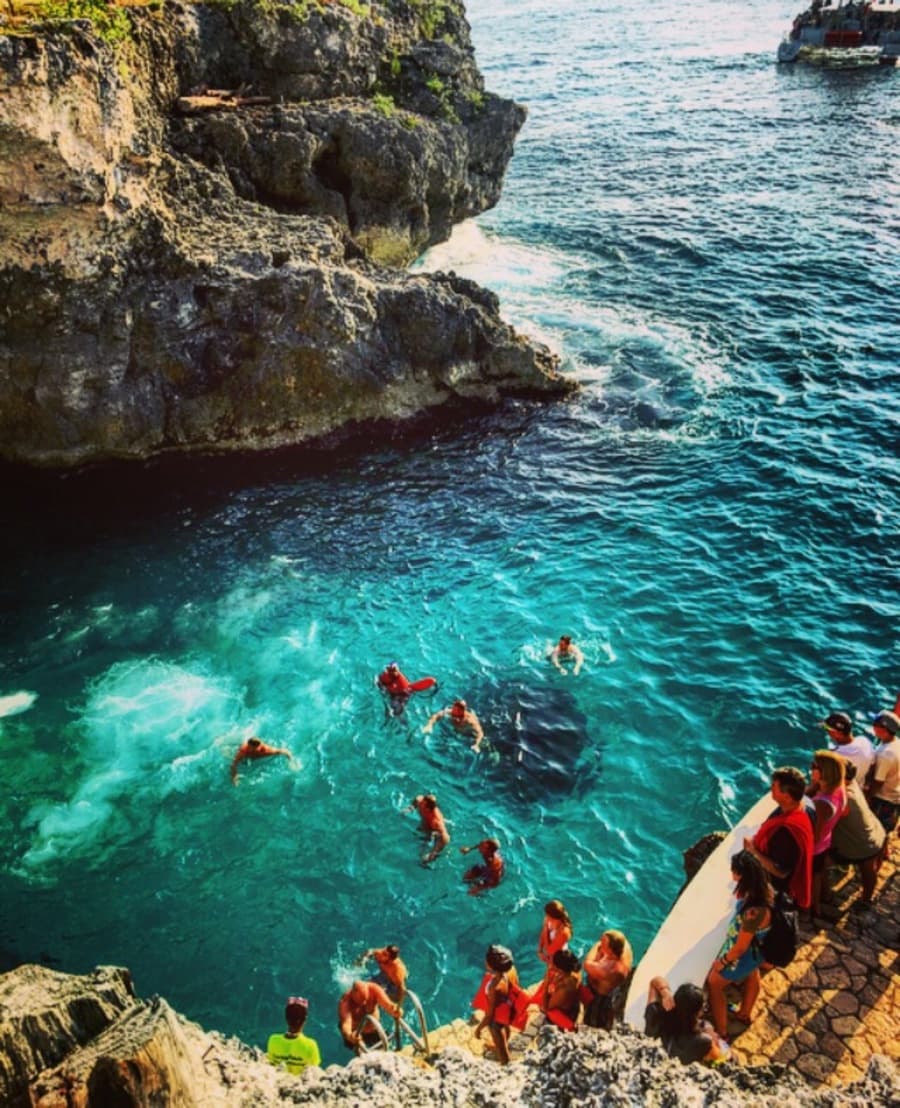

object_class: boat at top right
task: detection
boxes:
[777,0,900,65]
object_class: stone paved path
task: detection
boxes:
[410,837,899,1089]
[728,834,899,1086]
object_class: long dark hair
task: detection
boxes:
[544,899,572,930]
[661,983,704,1038]
[486,944,514,973]
[731,849,774,909]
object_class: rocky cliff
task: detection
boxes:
[1,964,896,1107]
[0,0,571,468]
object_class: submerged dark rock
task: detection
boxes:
[0,1,571,469]
[484,680,594,800]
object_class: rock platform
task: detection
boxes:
[727,834,899,1086]
[413,836,900,1091]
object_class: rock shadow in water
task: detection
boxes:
[478,681,598,804]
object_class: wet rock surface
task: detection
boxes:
[0,1,570,469]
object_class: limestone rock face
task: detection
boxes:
[0,1,570,469]
[1,964,897,1108]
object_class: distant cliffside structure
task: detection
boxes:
[0,0,572,468]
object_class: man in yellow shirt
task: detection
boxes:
[267,996,320,1075]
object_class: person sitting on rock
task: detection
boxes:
[537,899,573,965]
[539,948,582,1031]
[230,736,293,785]
[644,977,728,1064]
[266,996,321,1074]
[581,928,633,1029]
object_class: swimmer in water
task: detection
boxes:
[403,793,450,863]
[549,635,584,676]
[357,944,408,1005]
[230,737,293,785]
[423,699,485,752]
[460,838,505,895]
[376,661,413,716]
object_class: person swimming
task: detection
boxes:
[549,635,584,676]
[403,793,450,863]
[423,699,485,752]
[230,737,293,785]
[460,838,504,895]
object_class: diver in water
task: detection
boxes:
[423,699,485,752]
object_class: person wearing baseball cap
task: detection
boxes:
[267,996,320,1074]
[820,711,874,781]
[867,709,900,870]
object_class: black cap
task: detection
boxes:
[822,711,852,735]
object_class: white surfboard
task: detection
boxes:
[624,791,776,1030]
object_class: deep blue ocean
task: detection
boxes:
[1,0,897,1068]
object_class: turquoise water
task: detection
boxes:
[1,0,898,1068]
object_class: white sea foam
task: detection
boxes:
[0,690,37,718]
[414,221,570,355]
[18,660,241,874]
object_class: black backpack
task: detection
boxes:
[758,891,798,967]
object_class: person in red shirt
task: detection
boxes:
[743,766,814,910]
[230,737,292,785]
[404,793,450,863]
[377,662,413,716]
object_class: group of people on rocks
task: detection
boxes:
[649,698,899,1061]
[256,663,898,1075]
[457,904,635,1065]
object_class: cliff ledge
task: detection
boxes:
[0,0,571,468]
[1,964,896,1107]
